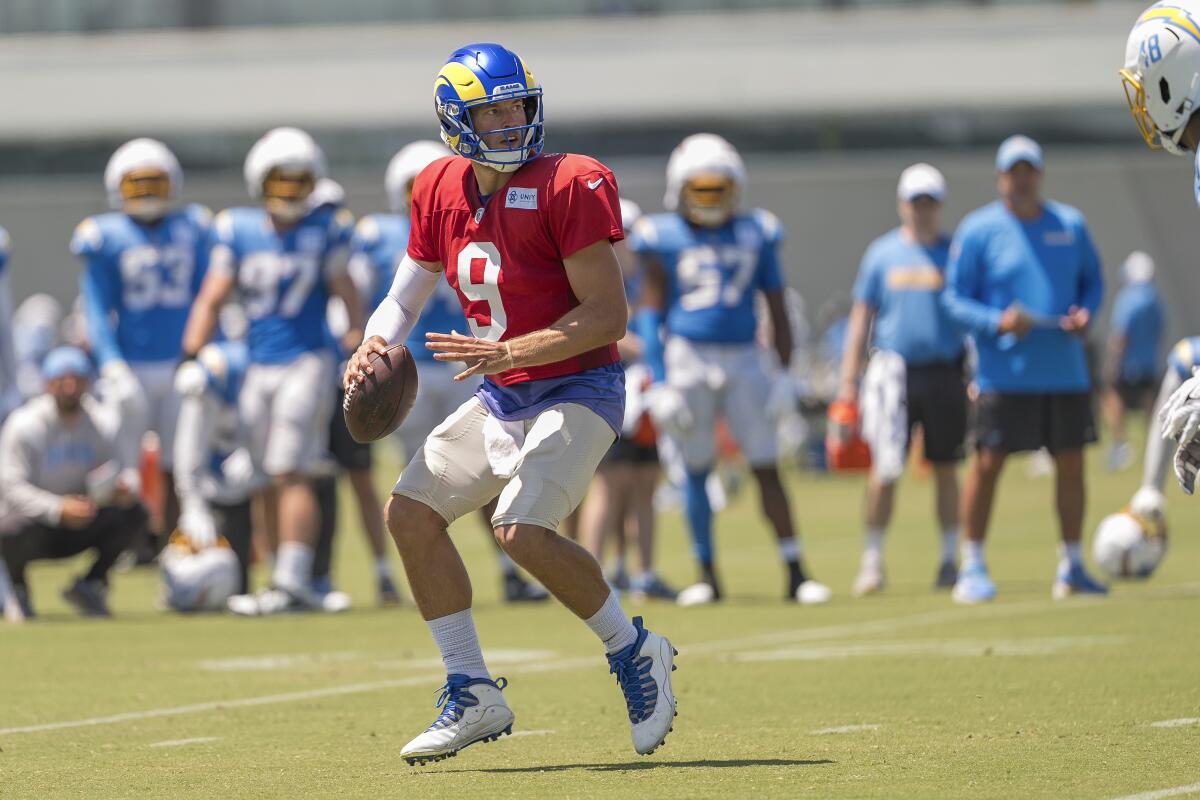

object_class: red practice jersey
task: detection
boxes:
[407,153,624,385]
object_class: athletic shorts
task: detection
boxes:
[602,436,659,465]
[393,397,615,531]
[1117,377,1158,412]
[130,361,182,469]
[906,360,968,463]
[240,351,335,477]
[973,391,1097,454]
[664,336,777,470]
[328,386,372,471]
[394,361,480,461]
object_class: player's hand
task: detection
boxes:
[344,335,389,390]
[997,304,1034,338]
[425,331,515,381]
[60,495,98,529]
[1159,369,1200,446]
[1060,305,1090,336]
[1173,440,1200,495]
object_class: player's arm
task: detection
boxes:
[78,256,124,368]
[344,254,442,389]
[426,239,628,381]
[180,240,236,359]
[763,289,794,369]
[838,301,874,405]
[329,270,366,353]
[633,256,668,383]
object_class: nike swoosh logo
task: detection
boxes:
[587,177,604,190]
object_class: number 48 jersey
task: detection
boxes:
[629,209,786,344]
[405,153,624,385]
[72,204,212,366]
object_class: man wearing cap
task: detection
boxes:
[0,346,147,620]
[942,135,1106,604]
[1102,251,1165,471]
[838,163,967,597]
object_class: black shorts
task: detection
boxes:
[906,360,968,463]
[602,436,659,465]
[1117,377,1158,411]
[974,392,1097,454]
[328,387,372,471]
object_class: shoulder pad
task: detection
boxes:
[354,215,381,247]
[751,208,784,243]
[187,203,214,228]
[71,217,104,257]
[334,207,356,231]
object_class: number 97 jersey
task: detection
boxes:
[629,209,786,344]
[405,153,624,385]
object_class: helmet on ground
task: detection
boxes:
[160,532,240,612]
[1092,509,1168,579]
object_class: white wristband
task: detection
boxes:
[363,254,441,344]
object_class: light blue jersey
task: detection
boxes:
[943,199,1103,393]
[630,209,785,344]
[210,205,353,364]
[1111,282,1165,382]
[72,205,211,366]
[1168,336,1200,381]
[852,227,964,366]
[349,213,468,363]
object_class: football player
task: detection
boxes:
[72,138,211,549]
[182,127,366,615]
[1121,3,1200,491]
[348,140,546,603]
[346,42,677,764]
[631,133,830,607]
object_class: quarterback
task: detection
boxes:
[1122,2,1200,491]
[346,43,677,764]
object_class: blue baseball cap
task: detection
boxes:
[42,346,92,380]
[996,135,1044,172]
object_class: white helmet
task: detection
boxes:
[385,140,449,213]
[104,138,182,221]
[619,197,643,232]
[160,534,240,612]
[1122,3,1200,154]
[1092,510,1168,579]
[664,133,746,226]
[243,127,327,222]
[1122,250,1157,283]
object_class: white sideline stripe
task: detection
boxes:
[7,583,1199,739]
[736,636,1125,662]
[1111,781,1200,800]
[1150,718,1200,729]
[149,737,220,748]
[810,724,880,735]
[508,729,555,738]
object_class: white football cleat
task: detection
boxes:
[401,676,514,766]
[795,579,832,605]
[607,616,677,755]
[676,581,717,607]
[852,559,886,597]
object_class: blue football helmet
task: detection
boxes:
[434,42,544,173]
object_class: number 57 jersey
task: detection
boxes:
[405,153,624,384]
[629,208,786,344]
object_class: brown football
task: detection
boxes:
[342,344,419,443]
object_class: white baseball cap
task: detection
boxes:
[996,135,1044,172]
[896,163,946,202]
[1122,250,1156,284]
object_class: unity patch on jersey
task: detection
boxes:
[504,187,538,210]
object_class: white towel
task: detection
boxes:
[860,350,908,483]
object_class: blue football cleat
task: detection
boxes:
[1052,561,1109,600]
[952,561,997,605]
[401,675,514,766]
[607,616,677,755]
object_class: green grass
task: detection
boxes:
[2,424,1199,799]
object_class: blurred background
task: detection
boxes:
[0,0,1191,339]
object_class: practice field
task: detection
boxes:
[2,432,1198,799]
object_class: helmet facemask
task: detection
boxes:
[119,168,172,223]
[261,167,315,224]
[680,174,738,227]
[438,89,544,173]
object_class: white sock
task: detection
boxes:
[863,528,885,559]
[961,539,985,568]
[778,537,801,563]
[585,591,638,654]
[1060,540,1083,568]
[273,542,314,594]
[373,558,392,580]
[940,528,960,563]
[426,609,491,680]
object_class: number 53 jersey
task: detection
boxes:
[629,208,786,344]
[405,153,624,385]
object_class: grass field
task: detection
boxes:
[2,428,1199,800]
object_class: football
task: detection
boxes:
[342,343,419,443]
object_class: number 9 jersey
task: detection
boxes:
[405,153,624,384]
[628,208,785,343]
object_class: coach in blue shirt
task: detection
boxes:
[1102,251,1166,470]
[942,135,1107,604]
[839,163,967,598]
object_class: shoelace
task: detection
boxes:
[429,676,506,730]
[609,652,656,724]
